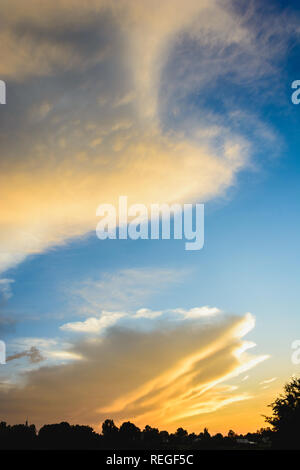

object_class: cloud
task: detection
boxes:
[60,305,221,333]
[60,311,125,334]
[173,307,221,319]
[0,310,269,430]
[0,124,247,274]
[5,337,83,368]
[0,0,296,274]
[259,377,277,385]
[7,346,44,364]
[241,375,249,382]
[134,308,163,320]
[0,279,14,301]
[68,268,185,314]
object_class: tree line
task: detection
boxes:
[1,376,300,450]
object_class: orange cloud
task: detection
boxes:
[0,311,269,431]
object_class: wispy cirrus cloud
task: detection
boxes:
[0,279,14,301]
[260,377,277,385]
[67,268,184,315]
[1,0,297,275]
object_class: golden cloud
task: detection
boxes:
[0,311,269,431]
[1,0,284,274]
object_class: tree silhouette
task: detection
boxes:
[227,429,237,440]
[38,422,99,449]
[102,418,119,437]
[0,422,36,449]
[168,427,187,447]
[0,418,275,450]
[143,425,161,448]
[119,421,141,448]
[266,376,300,449]
[101,418,119,448]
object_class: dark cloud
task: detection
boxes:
[7,346,44,364]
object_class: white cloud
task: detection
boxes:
[260,377,277,385]
[0,278,14,300]
[134,308,163,319]
[174,306,221,319]
[60,311,125,334]
[60,305,222,335]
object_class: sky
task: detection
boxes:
[0,0,300,435]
